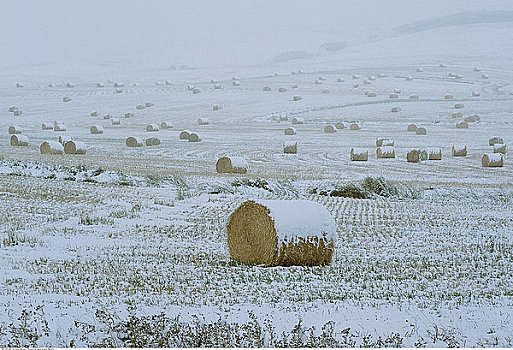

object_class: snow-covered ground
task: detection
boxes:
[1,4,513,347]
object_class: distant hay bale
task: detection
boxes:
[179,130,191,140]
[40,140,64,155]
[212,105,222,111]
[405,76,414,81]
[279,87,287,92]
[448,72,456,77]
[482,153,503,167]
[103,114,111,120]
[324,125,337,133]
[63,97,71,102]
[391,106,401,112]
[367,75,376,81]
[456,121,468,129]
[58,135,72,145]
[454,103,464,109]
[322,89,330,94]
[111,118,120,125]
[126,136,143,147]
[454,74,462,79]
[291,117,304,125]
[136,104,145,110]
[407,123,418,132]
[464,115,478,123]
[226,199,336,267]
[96,83,104,88]
[444,94,453,100]
[9,106,17,112]
[335,122,345,129]
[451,112,462,118]
[232,80,240,86]
[214,83,222,89]
[350,148,368,161]
[145,137,161,146]
[363,79,371,85]
[279,114,288,121]
[146,123,160,132]
[351,74,359,79]
[145,102,154,107]
[481,74,489,79]
[284,127,297,135]
[474,67,481,72]
[10,134,29,147]
[393,88,401,94]
[376,146,395,158]
[426,148,442,160]
[452,144,467,156]
[409,94,419,100]
[90,125,104,134]
[188,132,201,142]
[291,84,299,88]
[114,88,122,94]
[472,91,480,97]
[439,63,447,68]
[416,68,423,72]
[125,112,134,118]
[114,82,124,87]
[318,76,326,81]
[337,78,344,82]
[353,84,359,88]
[192,88,201,94]
[216,156,248,174]
[13,110,22,116]
[489,137,504,146]
[42,122,53,130]
[54,124,66,132]
[292,95,302,101]
[160,121,173,129]
[416,127,427,135]
[198,118,210,125]
[16,82,24,88]
[376,138,394,147]
[91,110,98,116]
[377,73,386,78]
[8,125,22,134]
[494,143,507,154]
[187,85,195,91]
[284,140,298,154]
[367,92,376,97]
[64,140,87,155]
[349,122,360,130]
[165,80,172,85]
[407,149,425,163]
[389,93,399,99]
[263,86,272,91]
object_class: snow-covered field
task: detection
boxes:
[1,4,513,347]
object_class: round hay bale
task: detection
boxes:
[407,123,418,132]
[63,97,71,102]
[284,127,297,135]
[350,148,368,161]
[452,112,462,118]
[448,72,456,77]
[409,94,419,100]
[8,125,22,134]
[145,137,161,146]
[367,92,376,97]
[90,125,104,134]
[54,124,67,132]
[494,143,507,154]
[198,118,210,125]
[416,127,427,135]
[482,153,503,167]
[474,67,481,72]
[335,122,345,129]
[389,93,399,99]
[456,121,469,129]
[454,103,464,109]
[284,141,298,154]
[464,115,477,123]
[165,80,172,85]
[64,140,87,155]
[279,114,288,121]
[136,104,145,110]
[393,88,401,94]
[318,76,326,81]
[444,94,453,100]
[337,78,344,82]
[103,114,111,120]
[216,156,248,174]
[452,144,467,157]
[489,137,504,146]
[472,91,480,97]
[391,106,401,112]
[10,134,28,147]
[40,140,64,155]
[314,79,322,85]
[291,117,304,125]
[291,84,299,89]
[160,121,173,129]
[187,85,195,91]
[376,138,394,147]
[126,136,143,147]
[42,122,53,130]
[226,200,335,267]
[416,68,423,72]
[125,112,134,118]
[213,105,222,111]
[481,74,489,79]
[363,79,371,85]
[263,86,272,91]
[214,83,222,89]
[232,80,240,86]
[111,118,121,125]
[376,146,395,158]
[146,123,160,132]
[16,82,24,88]
[179,130,191,140]
[90,110,98,116]
[292,95,303,101]
[114,88,123,94]
[349,122,360,130]
[188,132,201,142]
[13,109,23,116]
[8,106,17,112]
[426,148,442,160]
[145,102,154,108]
[324,125,337,133]
[114,82,124,87]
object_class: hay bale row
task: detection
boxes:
[40,140,64,154]
[216,156,248,174]
[482,153,503,167]
[64,140,87,155]
[426,148,442,160]
[284,141,297,154]
[10,134,28,146]
[350,148,368,161]
[452,144,467,156]
[377,146,395,158]
[226,199,336,267]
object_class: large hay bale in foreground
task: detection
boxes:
[284,140,298,154]
[145,137,161,146]
[188,132,201,142]
[226,200,336,267]
[407,123,418,132]
[126,136,143,147]
[482,153,503,167]
[40,140,64,155]
[494,143,507,154]
[90,125,104,134]
[489,137,504,146]
[284,127,297,135]
[376,138,394,147]
[377,146,396,158]
[324,125,337,133]
[8,125,22,134]
[452,144,467,157]
[416,127,427,135]
[146,123,160,132]
[10,134,29,147]
[64,140,87,155]
[350,148,368,161]
[216,156,248,174]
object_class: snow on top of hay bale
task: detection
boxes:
[324,124,337,133]
[113,82,124,87]
[146,123,159,132]
[377,146,395,158]
[284,140,298,154]
[192,88,201,94]
[454,103,464,109]
[226,199,336,267]
[456,121,469,129]
[216,156,248,174]
[353,83,359,88]
[198,118,210,125]
[64,140,87,155]
[16,82,24,88]
[407,149,424,163]
[160,121,173,129]
[409,94,419,100]
[389,93,399,99]
[391,106,401,112]
[8,106,17,112]
[42,122,53,130]
[335,122,345,129]
[349,122,360,130]
[90,125,104,134]
[188,132,201,142]
[40,140,64,155]
[13,109,22,116]
[96,83,104,88]
[439,63,447,68]
[292,95,302,101]
[145,102,154,107]
[451,112,462,118]
[452,144,467,156]
[284,127,297,135]
[482,153,503,167]
[416,127,427,135]
[376,138,394,147]
[337,77,344,82]
[126,136,143,147]
[407,123,418,132]
[8,125,22,134]
[10,134,28,147]
[90,110,98,116]
[350,148,368,161]
[363,79,371,85]
[426,147,442,160]
[145,137,161,146]
[111,118,120,125]
[494,143,507,154]
[291,117,304,125]
[489,137,504,146]
[179,130,191,140]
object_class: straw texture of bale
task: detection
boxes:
[10,134,29,147]
[90,125,104,134]
[350,123,360,130]
[284,127,297,135]
[376,146,396,158]
[376,138,394,147]
[426,148,442,160]
[111,118,121,125]
[456,121,469,129]
[198,118,210,125]
[283,141,298,154]
[42,122,53,130]
[335,122,345,129]
[146,124,159,132]
[452,145,467,157]
[324,125,337,133]
[291,117,304,125]
[454,103,464,109]
[407,123,418,132]
[494,143,507,154]
[482,153,503,167]
[160,121,173,129]
[489,137,504,146]
[40,140,64,155]
[416,127,427,135]
[179,130,191,140]
[54,124,66,132]
[126,136,143,147]
[350,148,368,161]
[8,125,22,134]
[216,156,248,174]
[226,200,335,267]
[188,132,201,142]
[64,140,87,155]
[391,106,401,112]
[145,137,161,146]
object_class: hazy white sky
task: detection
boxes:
[0,0,511,69]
